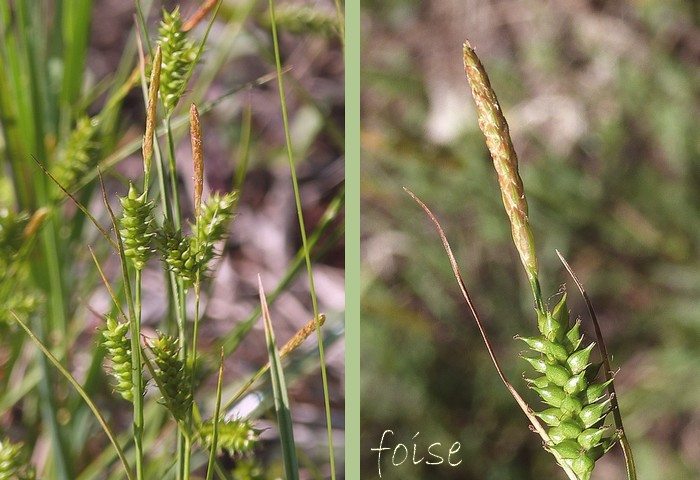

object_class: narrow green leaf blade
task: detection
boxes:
[258,276,299,480]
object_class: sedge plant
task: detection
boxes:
[2,1,343,479]
[407,42,637,480]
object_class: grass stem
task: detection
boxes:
[268,2,336,477]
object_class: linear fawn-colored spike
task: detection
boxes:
[183,0,218,32]
[190,103,204,218]
[463,42,538,286]
[143,46,161,181]
[280,314,326,357]
[22,208,48,239]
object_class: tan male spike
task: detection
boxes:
[190,103,204,218]
[143,46,161,182]
[463,41,539,294]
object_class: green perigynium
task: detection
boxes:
[150,333,192,422]
[157,7,197,116]
[199,417,259,457]
[0,438,35,480]
[118,183,155,270]
[0,290,37,327]
[102,314,134,402]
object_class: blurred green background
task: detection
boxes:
[360,1,700,479]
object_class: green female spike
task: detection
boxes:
[102,315,134,402]
[118,183,155,271]
[150,333,192,422]
[157,7,197,116]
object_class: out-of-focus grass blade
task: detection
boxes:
[258,276,299,480]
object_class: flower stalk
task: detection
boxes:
[463,41,543,312]
[462,41,635,480]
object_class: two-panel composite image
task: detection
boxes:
[1,1,699,479]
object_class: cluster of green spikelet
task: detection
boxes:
[199,417,259,457]
[104,10,237,401]
[0,209,29,260]
[149,333,192,423]
[262,4,339,37]
[102,314,135,402]
[119,186,238,284]
[118,184,156,271]
[157,7,197,116]
[159,191,238,286]
[99,7,255,462]
[519,293,615,478]
[109,184,237,401]
[52,116,100,197]
[461,41,630,479]
[0,438,35,480]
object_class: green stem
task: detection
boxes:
[183,256,203,480]
[174,279,188,480]
[190,198,203,425]
[101,174,143,480]
[182,434,192,480]
[131,270,145,480]
[153,127,173,223]
[34,172,72,480]
[165,115,182,230]
[268,2,336,477]
[530,276,545,315]
[163,113,189,480]
[180,232,203,480]
[180,279,191,480]
[191,279,201,410]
